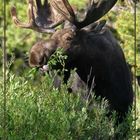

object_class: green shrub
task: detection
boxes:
[0,70,135,139]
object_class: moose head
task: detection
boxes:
[11,0,117,71]
[11,0,133,133]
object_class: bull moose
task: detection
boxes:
[11,0,133,136]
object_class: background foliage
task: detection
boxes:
[0,0,140,139]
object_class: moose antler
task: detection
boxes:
[11,0,117,32]
[51,0,117,29]
[79,0,118,28]
[10,0,65,33]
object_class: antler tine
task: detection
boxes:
[11,6,30,28]
[36,0,42,9]
[78,0,118,29]
[28,0,36,25]
[50,1,70,21]
[62,0,76,19]
[11,0,36,29]
[50,0,77,26]
[44,0,49,7]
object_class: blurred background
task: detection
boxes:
[0,0,140,139]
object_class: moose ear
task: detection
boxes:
[29,51,39,67]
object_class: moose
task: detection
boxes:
[11,0,133,134]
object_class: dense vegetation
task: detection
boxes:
[0,0,140,139]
